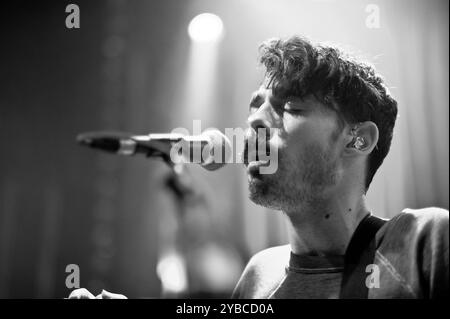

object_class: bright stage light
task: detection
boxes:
[188,13,224,43]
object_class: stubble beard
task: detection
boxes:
[248,142,340,212]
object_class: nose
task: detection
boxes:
[247,103,273,141]
[247,104,271,132]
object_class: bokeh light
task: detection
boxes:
[188,13,224,43]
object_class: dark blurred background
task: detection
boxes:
[0,0,448,298]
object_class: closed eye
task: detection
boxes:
[269,100,305,115]
[284,101,304,112]
[282,99,308,115]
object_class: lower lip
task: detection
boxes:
[247,160,270,174]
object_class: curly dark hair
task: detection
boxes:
[258,36,398,191]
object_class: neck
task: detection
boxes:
[284,187,370,256]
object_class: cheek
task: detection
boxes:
[287,114,340,144]
[270,113,341,159]
[278,118,317,150]
[268,127,305,168]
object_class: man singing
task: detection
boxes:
[69,36,448,299]
[232,35,448,299]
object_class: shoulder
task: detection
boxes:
[241,244,291,280]
[380,207,448,241]
[231,245,290,299]
[376,207,449,298]
[399,207,448,224]
[246,244,291,270]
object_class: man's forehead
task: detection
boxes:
[252,85,309,103]
[253,78,294,98]
[254,85,269,96]
[259,77,278,92]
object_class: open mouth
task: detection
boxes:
[245,159,272,177]
[243,138,271,165]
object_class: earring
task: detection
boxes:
[352,136,365,150]
[348,124,365,150]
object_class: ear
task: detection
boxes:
[344,121,379,156]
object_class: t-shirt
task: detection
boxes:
[232,208,449,299]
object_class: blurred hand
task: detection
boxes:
[96,289,127,299]
[68,288,127,299]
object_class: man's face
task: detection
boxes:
[244,84,347,212]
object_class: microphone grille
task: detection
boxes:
[201,129,232,171]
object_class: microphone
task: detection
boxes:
[76,129,232,171]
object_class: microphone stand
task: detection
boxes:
[159,157,201,298]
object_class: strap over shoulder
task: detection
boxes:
[340,214,387,299]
